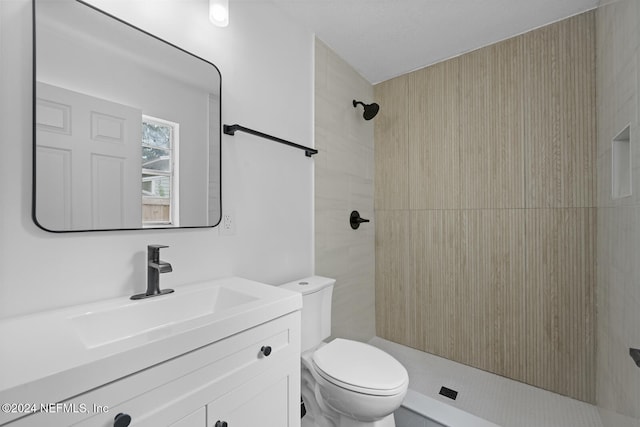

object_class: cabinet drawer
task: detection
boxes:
[6,312,300,427]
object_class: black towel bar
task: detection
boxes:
[223,124,318,157]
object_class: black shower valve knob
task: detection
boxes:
[350,210,370,229]
[630,348,640,367]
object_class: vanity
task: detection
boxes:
[18,1,305,423]
[0,277,302,426]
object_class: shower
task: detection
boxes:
[353,99,379,120]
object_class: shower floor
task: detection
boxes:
[369,337,604,427]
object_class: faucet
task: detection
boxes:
[131,245,174,300]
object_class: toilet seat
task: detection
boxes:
[311,339,408,396]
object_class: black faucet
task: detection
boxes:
[131,245,174,300]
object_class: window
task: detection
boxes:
[142,115,179,226]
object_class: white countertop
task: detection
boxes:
[0,277,301,425]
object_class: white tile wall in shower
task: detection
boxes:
[596,0,640,422]
[314,39,376,342]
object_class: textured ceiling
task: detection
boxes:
[269,0,599,83]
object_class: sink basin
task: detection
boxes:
[0,276,302,426]
[71,285,258,348]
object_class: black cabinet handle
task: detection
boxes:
[261,345,272,356]
[114,413,132,427]
[215,421,228,427]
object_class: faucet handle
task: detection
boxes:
[148,245,169,264]
[148,244,169,250]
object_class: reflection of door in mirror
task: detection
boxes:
[33,0,222,232]
[35,82,142,230]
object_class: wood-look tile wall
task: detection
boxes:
[374,12,596,403]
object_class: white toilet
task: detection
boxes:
[280,276,409,427]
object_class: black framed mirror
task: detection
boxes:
[33,0,221,232]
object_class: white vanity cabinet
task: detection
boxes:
[206,360,295,427]
[5,312,301,427]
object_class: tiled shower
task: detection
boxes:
[374,12,596,403]
[315,1,640,424]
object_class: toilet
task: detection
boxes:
[280,276,409,427]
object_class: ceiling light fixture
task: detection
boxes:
[209,0,229,27]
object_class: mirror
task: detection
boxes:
[33,0,221,231]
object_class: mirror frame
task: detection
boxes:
[31,0,222,232]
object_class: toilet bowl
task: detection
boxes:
[305,339,408,426]
[280,277,409,427]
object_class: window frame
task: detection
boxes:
[141,115,180,227]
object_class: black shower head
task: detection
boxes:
[353,100,379,120]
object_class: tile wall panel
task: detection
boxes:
[408,59,461,210]
[459,38,525,209]
[523,12,596,208]
[375,12,597,403]
[315,39,376,342]
[459,209,526,377]
[596,1,640,420]
[374,76,409,210]
[375,210,411,344]
[409,210,463,357]
[523,208,596,402]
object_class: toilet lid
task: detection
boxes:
[312,339,408,396]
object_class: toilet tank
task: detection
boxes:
[279,276,335,352]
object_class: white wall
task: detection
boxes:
[0,0,315,318]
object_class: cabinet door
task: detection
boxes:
[207,359,299,427]
[5,313,300,427]
[170,407,206,427]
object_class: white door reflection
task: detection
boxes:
[36,82,142,230]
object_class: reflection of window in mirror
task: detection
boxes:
[142,115,179,227]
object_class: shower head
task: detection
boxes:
[353,100,379,120]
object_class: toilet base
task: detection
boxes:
[336,413,396,427]
[301,413,396,427]
[301,415,316,427]
[301,398,397,427]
